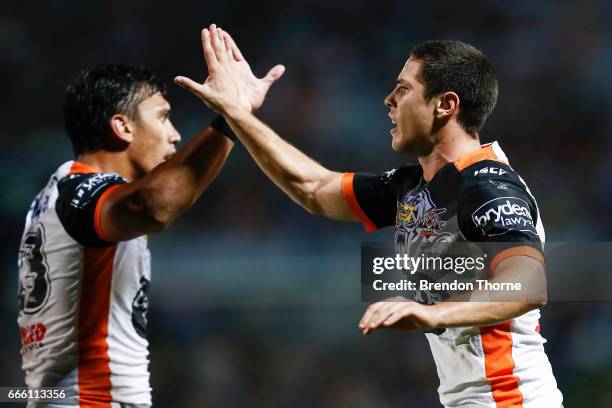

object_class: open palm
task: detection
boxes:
[175,25,284,114]
[221,30,285,112]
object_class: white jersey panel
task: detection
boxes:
[107,238,152,405]
[511,314,563,407]
[18,161,152,406]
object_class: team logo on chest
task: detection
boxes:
[396,189,447,238]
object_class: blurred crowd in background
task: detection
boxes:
[1,1,611,406]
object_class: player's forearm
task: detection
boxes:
[224,107,335,214]
[139,127,233,226]
[432,299,541,328]
[432,257,547,328]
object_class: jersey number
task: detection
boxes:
[18,224,51,314]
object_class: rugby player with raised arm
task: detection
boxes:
[17,34,284,406]
[175,25,563,407]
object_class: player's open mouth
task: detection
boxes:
[389,118,397,134]
[388,113,397,134]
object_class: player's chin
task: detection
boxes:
[162,152,176,162]
[391,133,408,153]
[392,133,422,155]
[144,154,173,173]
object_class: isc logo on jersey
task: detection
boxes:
[474,167,507,176]
[471,197,535,234]
[69,173,125,209]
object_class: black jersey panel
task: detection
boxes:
[353,165,422,230]
[456,160,544,275]
[56,172,127,247]
[456,165,540,245]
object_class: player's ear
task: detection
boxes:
[435,91,460,119]
[109,114,134,144]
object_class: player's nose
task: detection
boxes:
[169,124,181,145]
[384,91,395,108]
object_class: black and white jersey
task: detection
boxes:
[18,161,152,407]
[342,142,563,407]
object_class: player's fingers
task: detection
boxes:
[386,302,422,328]
[223,30,244,61]
[217,27,231,63]
[201,28,218,70]
[174,76,205,96]
[262,64,286,84]
[362,303,398,335]
[364,301,397,330]
[361,298,404,329]
[383,311,406,327]
[359,302,383,329]
[220,30,236,61]
[210,24,228,64]
[368,301,405,328]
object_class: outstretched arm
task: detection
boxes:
[174,25,358,221]
[100,127,233,241]
[99,27,284,241]
[219,108,354,219]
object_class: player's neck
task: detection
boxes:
[77,151,138,181]
[417,129,481,182]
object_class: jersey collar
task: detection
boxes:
[68,161,100,175]
[453,141,509,172]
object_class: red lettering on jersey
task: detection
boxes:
[19,323,47,346]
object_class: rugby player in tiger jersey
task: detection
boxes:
[176,26,563,407]
[17,31,285,407]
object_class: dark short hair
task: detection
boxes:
[62,64,167,155]
[411,40,498,136]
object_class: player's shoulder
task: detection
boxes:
[453,142,530,199]
[452,143,541,240]
[456,160,538,230]
[54,161,126,247]
[57,171,126,207]
[392,163,422,178]
[379,163,422,191]
[457,160,525,195]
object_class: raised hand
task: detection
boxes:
[220,29,285,112]
[174,24,285,114]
